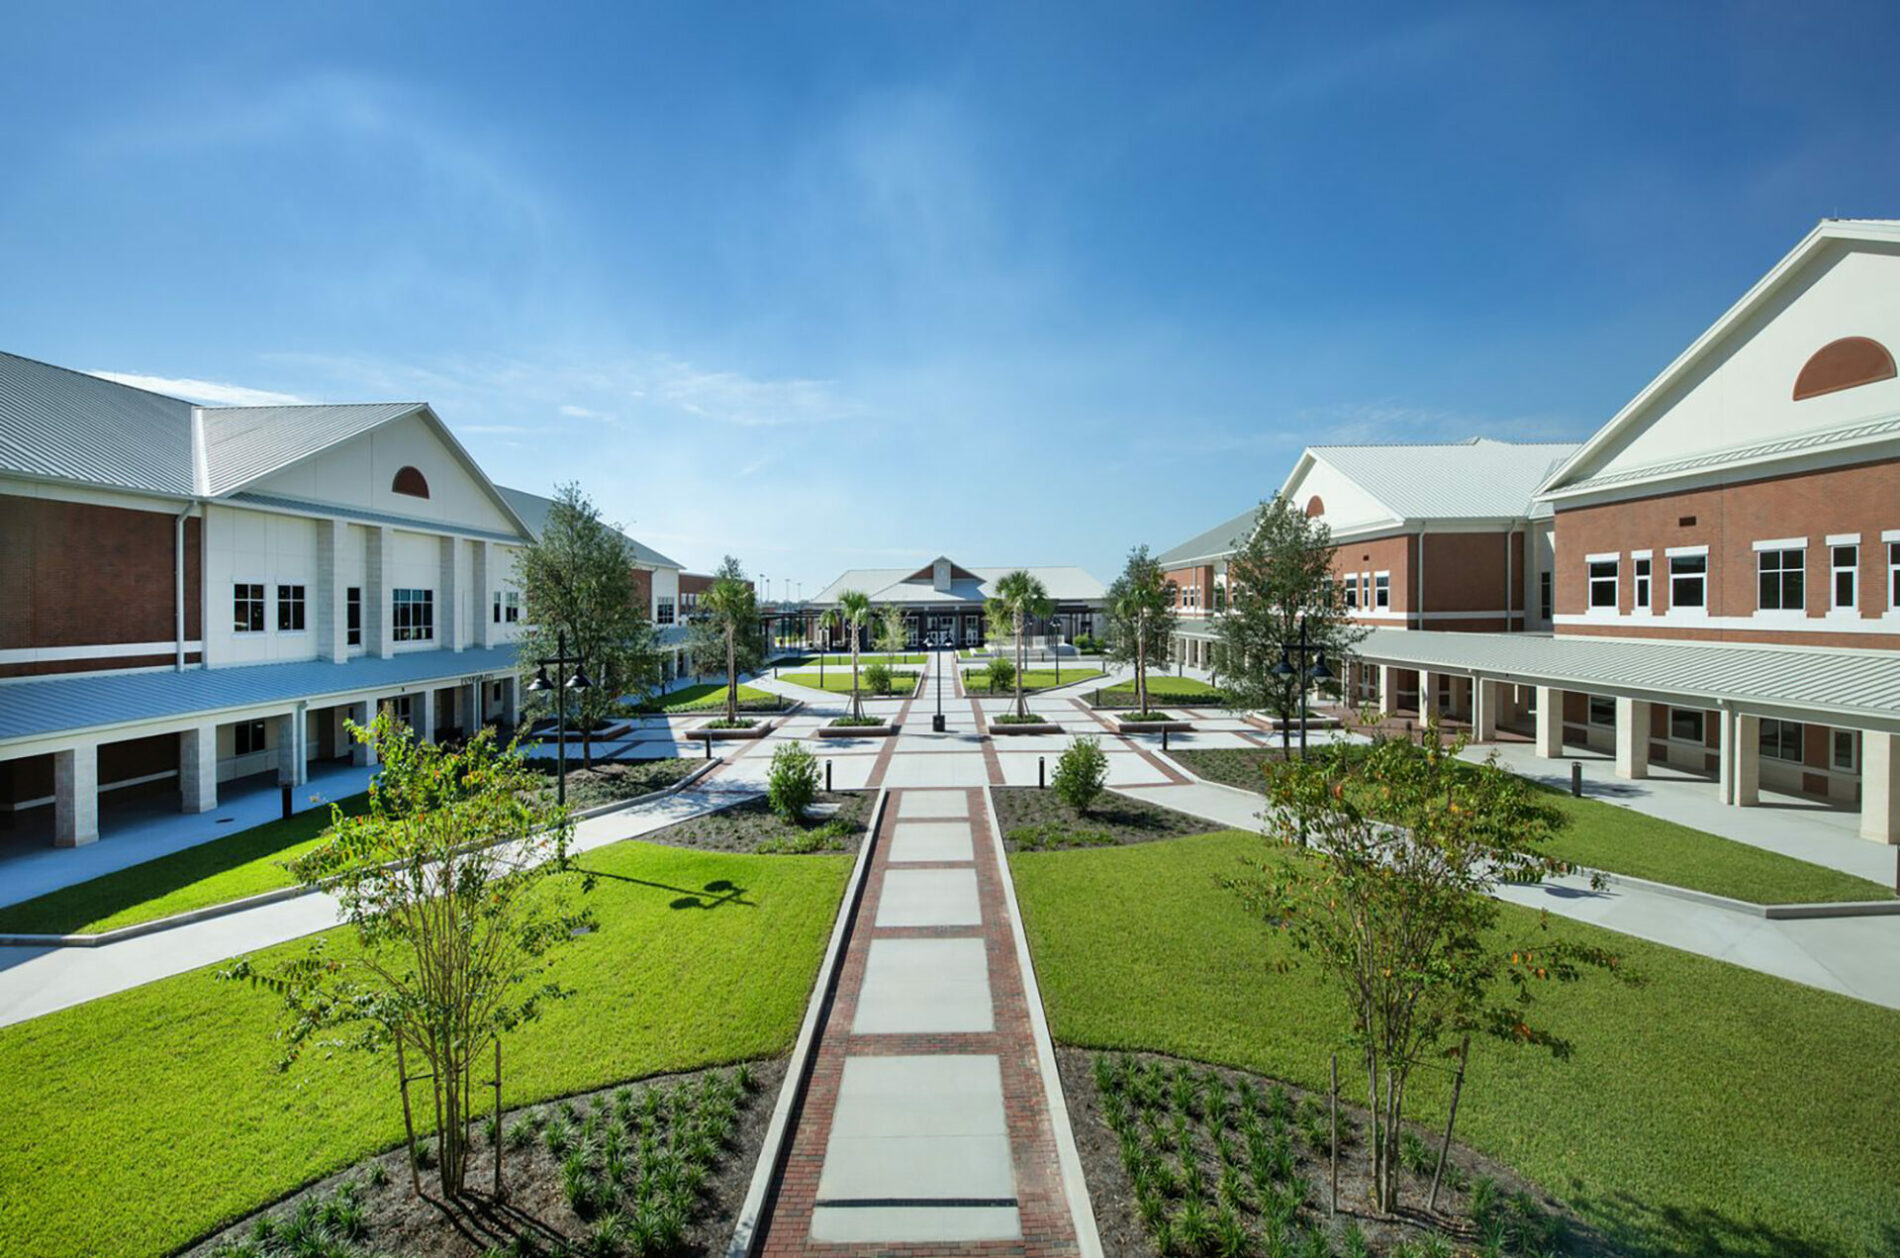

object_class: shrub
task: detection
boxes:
[986,656,1016,693]
[1052,734,1109,814]
[766,742,820,822]
[864,661,893,696]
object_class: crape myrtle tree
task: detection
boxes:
[875,604,909,656]
[1105,545,1177,715]
[514,483,661,769]
[1213,494,1365,754]
[1227,731,1634,1215]
[835,589,874,718]
[222,715,590,1200]
[991,570,1053,719]
[688,557,765,725]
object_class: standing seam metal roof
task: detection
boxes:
[0,351,195,494]
[1306,439,1579,521]
[200,403,424,496]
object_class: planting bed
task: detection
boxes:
[525,758,699,812]
[186,1060,781,1258]
[638,791,871,855]
[989,786,1217,852]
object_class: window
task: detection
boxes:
[393,588,434,641]
[277,584,306,632]
[1669,708,1704,743]
[1668,554,1706,609]
[1761,718,1804,762]
[1344,577,1359,609]
[234,583,265,633]
[1213,583,1227,613]
[234,719,268,755]
[657,596,676,626]
[391,465,430,498]
[346,587,362,647]
[1588,560,1618,609]
[1832,545,1858,611]
[1832,729,1859,773]
[1588,695,1616,727]
[1891,541,1900,610]
[505,591,519,623]
[1633,557,1651,610]
[1539,571,1552,621]
[1374,572,1390,609]
[1758,548,1806,611]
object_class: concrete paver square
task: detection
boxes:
[853,937,993,1034]
[880,752,991,788]
[875,868,982,927]
[810,1205,1021,1243]
[889,820,975,863]
[897,791,970,819]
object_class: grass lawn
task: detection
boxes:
[0,840,850,1258]
[1010,831,1900,1258]
[778,670,920,696]
[642,681,779,712]
[1095,674,1226,702]
[0,793,373,936]
[1169,747,1890,905]
[963,668,1106,692]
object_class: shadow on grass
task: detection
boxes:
[1570,1186,1898,1258]
[575,866,755,911]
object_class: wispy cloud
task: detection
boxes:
[1291,401,1582,446]
[89,371,309,407]
[651,360,862,428]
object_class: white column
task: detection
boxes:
[459,681,480,737]
[366,526,393,660]
[1417,670,1439,720]
[413,690,437,743]
[316,519,349,662]
[179,725,217,814]
[1534,686,1564,758]
[472,541,494,649]
[1721,712,1760,807]
[439,536,462,653]
[1378,665,1399,716]
[275,711,307,787]
[53,744,99,848]
[1615,697,1650,780]
[1860,731,1899,844]
[1474,678,1499,741]
[500,675,521,728]
[350,700,379,767]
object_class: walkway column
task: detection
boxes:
[1720,712,1760,807]
[500,675,521,729]
[412,690,437,743]
[1418,670,1439,721]
[1615,698,1651,780]
[1474,678,1499,741]
[53,744,99,848]
[275,710,307,787]
[1534,686,1564,758]
[1378,665,1399,716]
[179,725,217,814]
[350,700,379,767]
[1860,732,1898,843]
[459,681,480,738]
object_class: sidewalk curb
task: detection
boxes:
[1581,868,1900,919]
[726,787,889,1258]
[0,757,729,950]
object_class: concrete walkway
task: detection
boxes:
[755,784,1095,1255]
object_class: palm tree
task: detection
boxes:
[1108,547,1175,716]
[701,568,758,725]
[816,606,842,689]
[991,570,1052,719]
[837,590,873,717]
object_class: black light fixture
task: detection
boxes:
[567,665,592,691]
[530,631,587,807]
[527,666,554,693]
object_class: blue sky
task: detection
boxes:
[5,2,1900,597]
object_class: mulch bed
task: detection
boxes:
[989,787,1216,852]
[639,791,871,855]
[186,1057,785,1258]
[526,757,699,812]
[1168,748,1292,796]
[1057,1047,1600,1258]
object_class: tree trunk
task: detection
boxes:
[1014,613,1027,718]
[726,626,738,724]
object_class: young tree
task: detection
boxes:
[1104,545,1177,715]
[1229,733,1632,1214]
[514,483,661,768]
[1213,495,1365,753]
[221,715,589,1200]
[689,557,764,725]
[990,570,1052,718]
[875,604,909,656]
[836,589,873,718]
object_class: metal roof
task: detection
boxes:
[1156,505,1260,567]
[0,351,195,495]
[0,647,521,744]
[809,564,1106,605]
[1351,628,1900,732]
[1545,412,1900,499]
[1304,438,1578,522]
[495,485,684,570]
[200,403,423,496]
[226,492,528,545]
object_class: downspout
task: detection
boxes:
[1505,524,1516,634]
[174,501,196,671]
[1415,526,1427,631]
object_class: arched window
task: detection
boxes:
[1793,337,1896,400]
[1305,495,1325,518]
[391,466,430,498]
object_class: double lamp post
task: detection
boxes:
[525,630,592,807]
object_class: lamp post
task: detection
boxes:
[1271,616,1333,760]
[932,632,947,732]
[525,630,593,807]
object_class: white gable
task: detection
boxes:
[1283,455,1401,537]
[245,411,522,536]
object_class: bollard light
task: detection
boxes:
[826,759,833,793]
[1571,761,1583,797]
[1039,755,1046,789]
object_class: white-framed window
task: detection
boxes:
[1344,576,1359,609]
[1588,695,1616,727]
[346,587,362,647]
[1890,540,1900,611]
[393,588,434,641]
[1633,556,1652,610]
[1213,581,1227,613]
[1668,708,1704,743]
[234,583,265,633]
[506,591,520,623]
[1831,544,1858,611]
[1757,547,1806,611]
[1761,718,1804,762]
[277,584,306,632]
[1373,572,1390,609]
[1539,571,1552,621]
[234,719,268,755]
[1588,559,1618,609]
[1832,729,1858,773]
[1668,553,1707,610]
[657,596,676,625]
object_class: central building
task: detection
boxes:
[805,557,1105,649]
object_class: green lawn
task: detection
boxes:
[0,793,373,936]
[1095,674,1226,702]
[642,681,778,712]
[963,668,1105,692]
[1010,831,1900,1258]
[1169,747,1890,906]
[778,670,920,696]
[0,841,850,1258]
